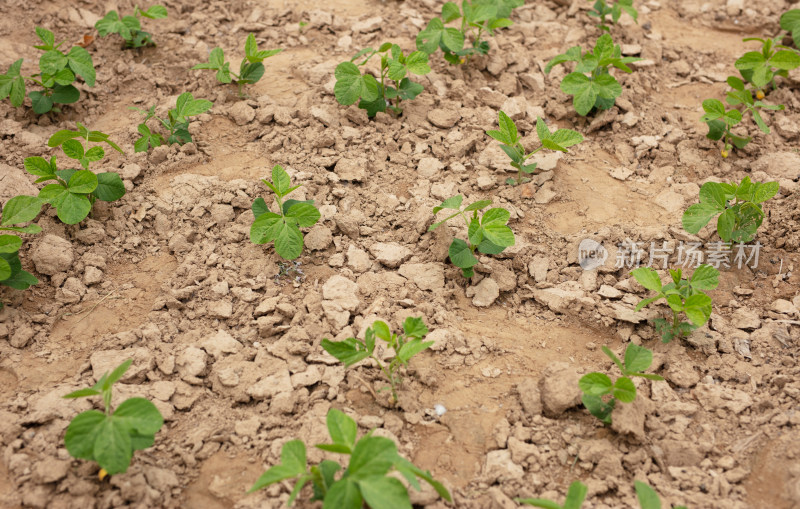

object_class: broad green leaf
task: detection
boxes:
[464,199,492,212]
[62,139,85,161]
[29,91,53,114]
[481,223,514,248]
[612,377,636,403]
[94,172,126,202]
[405,51,431,75]
[716,208,736,242]
[321,337,369,367]
[560,72,596,116]
[323,479,363,509]
[249,464,303,493]
[481,208,510,226]
[581,394,614,424]
[402,316,428,339]
[141,5,168,18]
[623,344,653,373]
[448,238,477,269]
[334,62,365,105]
[550,128,583,148]
[1,266,37,289]
[594,73,622,99]
[55,192,92,224]
[1,195,45,225]
[348,436,398,480]
[498,110,518,144]
[683,293,712,327]
[631,267,662,292]
[271,165,292,195]
[544,46,581,73]
[252,197,270,218]
[285,201,320,228]
[433,196,463,214]
[699,182,728,209]
[578,372,613,396]
[752,181,779,204]
[690,264,719,291]
[67,170,98,194]
[250,212,282,244]
[634,480,662,509]
[682,202,721,234]
[735,51,765,70]
[66,46,95,86]
[64,409,105,460]
[564,480,589,509]
[0,235,21,254]
[397,338,433,363]
[359,476,412,509]
[769,50,800,70]
[372,321,392,342]
[273,222,304,260]
[325,409,357,452]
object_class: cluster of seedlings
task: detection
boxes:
[0,1,794,507]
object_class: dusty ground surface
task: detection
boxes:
[1,0,799,508]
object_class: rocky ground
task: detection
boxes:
[1,0,799,508]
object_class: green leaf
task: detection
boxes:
[549,128,584,149]
[55,191,92,225]
[29,91,53,114]
[64,409,106,461]
[397,338,433,363]
[634,480,662,509]
[325,408,357,453]
[405,51,431,75]
[250,212,282,244]
[579,372,613,396]
[448,238,477,270]
[358,476,412,509]
[285,202,320,228]
[324,479,363,509]
[62,139,85,161]
[689,264,719,291]
[769,50,800,70]
[683,293,713,327]
[752,181,779,204]
[67,170,98,194]
[564,481,590,509]
[249,439,307,492]
[442,2,462,22]
[464,199,492,212]
[682,202,721,235]
[716,208,736,242]
[273,222,304,260]
[631,267,662,292]
[402,316,428,339]
[334,62,366,105]
[238,62,264,84]
[93,172,126,202]
[141,5,168,18]
[1,195,45,225]
[612,377,636,403]
[433,195,463,214]
[623,344,653,373]
[321,338,369,367]
[66,46,95,86]
[515,498,563,509]
[560,73,596,116]
[0,235,21,254]
[581,394,614,424]
[347,436,398,480]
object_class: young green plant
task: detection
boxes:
[486,110,583,185]
[131,91,213,152]
[321,317,431,404]
[13,125,125,225]
[632,265,719,343]
[95,5,168,48]
[63,360,164,476]
[249,408,451,507]
[0,27,96,114]
[0,199,42,301]
[416,0,522,64]
[780,8,800,47]
[579,344,663,424]
[193,33,281,96]
[682,177,778,242]
[734,36,800,95]
[588,0,638,32]
[517,480,687,509]
[250,165,320,261]
[334,43,431,118]
[545,33,640,116]
[428,196,514,278]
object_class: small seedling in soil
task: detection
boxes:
[416,0,522,65]
[780,9,800,47]
[12,125,126,225]
[579,344,663,424]
[682,177,779,243]
[193,33,281,97]
[63,360,164,477]
[486,110,583,186]
[428,195,515,278]
[517,480,687,509]
[632,265,719,343]
[0,199,42,301]
[545,33,640,116]
[95,5,168,48]
[131,91,213,152]
[588,0,638,32]
[699,98,750,156]
[334,43,431,118]
[0,27,96,114]
[517,480,587,508]
[734,36,800,95]
[321,317,431,405]
[250,165,320,261]
[249,407,451,507]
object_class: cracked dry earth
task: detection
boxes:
[1,0,800,508]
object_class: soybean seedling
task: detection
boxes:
[249,408,451,507]
[0,200,41,301]
[63,360,164,477]
[131,92,213,152]
[682,177,778,242]
[13,125,125,225]
[699,99,749,157]
[428,196,515,278]
[734,36,800,95]
[193,33,281,97]
[250,165,320,261]
[579,344,663,425]
[334,43,431,118]
[95,5,168,48]
[632,265,719,343]
[321,317,431,405]
[545,33,640,116]
[416,0,522,65]
[0,27,96,114]
[486,110,583,186]
[588,0,638,32]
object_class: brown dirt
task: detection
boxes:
[1,0,799,508]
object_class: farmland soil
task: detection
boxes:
[1,0,800,508]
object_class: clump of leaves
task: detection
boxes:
[416,0,522,65]
[0,199,42,301]
[486,110,583,186]
[0,27,96,114]
[682,177,778,242]
[192,33,281,96]
[131,92,213,152]
[517,480,687,509]
[250,165,320,261]
[249,408,451,508]
[95,5,168,48]
[632,265,719,343]
[428,196,514,278]
[334,43,431,118]
[588,0,638,32]
[734,36,800,95]
[545,33,640,116]
[63,360,164,476]
[579,344,663,424]
[13,125,125,225]
[321,317,431,404]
